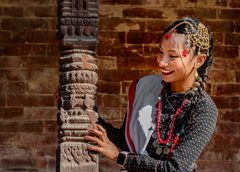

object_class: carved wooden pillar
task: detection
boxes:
[56,0,99,171]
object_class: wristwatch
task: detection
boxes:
[117,151,129,166]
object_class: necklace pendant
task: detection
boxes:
[153,140,160,147]
[156,147,163,155]
[163,147,170,154]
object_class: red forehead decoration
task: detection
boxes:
[182,49,188,57]
[165,33,172,39]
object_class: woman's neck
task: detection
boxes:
[170,76,195,93]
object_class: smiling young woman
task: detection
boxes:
[85,17,218,172]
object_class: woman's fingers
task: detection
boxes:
[87,145,103,153]
[88,125,109,142]
[85,135,103,146]
[96,124,108,137]
[88,128,106,141]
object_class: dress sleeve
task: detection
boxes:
[123,98,218,172]
[97,115,129,151]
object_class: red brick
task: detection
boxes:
[100,18,145,31]
[24,0,56,4]
[7,82,25,95]
[175,9,217,20]
[97,94,103,106]
[123,8,165,19]
[97,81,121,94]
[205,20,234,32]
[24,108,56,120]
[127,31,161,44]
[48,18,58,30]
[103,94,122,107]
[117,56,159,70]
[214,45,238,58]
[215,0,228,6]
[0,108,23,120]
[33,147,56,158]
[119,45,144,57]
[218,9,240,19]
[237,71,240,82]
[97,32,125,56]
[101,0,147,5]
[216,122,239,135]
[219,109,240,122]
[0,31,10,43]
[0,95,6,106]
[199,148,224,160]
[212,96,239,109]
[236,19,240,32]
[5,69,29,81]
[26,69,58,94]
[22,56,58,68]
[208,70,235,83]
[225,33,240,45]
[98,106,121,120]
[0,158,36,169]
[3,6,23,17]
[9,31,27,43]
[2,18,49,30]
[36,158,47,168]
[197,160,231,172]
[229,0,240,7]
[121,81,132,94]
[0,81,25,95]
[48,158,56,169]
[25,5,57,17]
[225,149,240,161]
[212,57,240,71]
[213,83,240,96]
[7,95,55,107]
[147,20,171,32]
[0,43,23,56]
[210,134,230,149]
[144,45,161,57]
[212,33,224,45]
[97,56,117,70]
[0,121,43,133]
[0,56,22,68]
[27,31,57,43]
[21,134,57,146]
[43,121,57,133]
[47,43,59,56]
[23,44,46,56]
[98,69,154,82]
[0,133,21,145]
[0,0,21,4]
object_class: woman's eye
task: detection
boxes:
[170,55,179,58]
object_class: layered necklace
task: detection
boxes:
[155,84,189,157]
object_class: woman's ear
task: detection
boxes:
[194,54,207,68]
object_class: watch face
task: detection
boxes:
[117,153,126,165]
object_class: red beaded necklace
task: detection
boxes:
[156,96,188,145]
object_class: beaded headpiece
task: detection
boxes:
[167,21,210,56]
[185,22,210,55]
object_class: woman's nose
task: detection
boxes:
[157,56,168,67]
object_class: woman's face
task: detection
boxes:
[157,32,197,84]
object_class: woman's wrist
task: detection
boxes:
[116,151,129,167]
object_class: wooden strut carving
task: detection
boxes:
[56,0,99,171]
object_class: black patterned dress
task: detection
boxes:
[98,79,218,172]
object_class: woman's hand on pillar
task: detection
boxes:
[85,124,120,161]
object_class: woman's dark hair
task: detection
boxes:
[163,17,214,97]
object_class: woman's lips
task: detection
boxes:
[161,70,174,76]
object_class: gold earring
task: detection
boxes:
[194,71,199,80]
[194,63,198,68]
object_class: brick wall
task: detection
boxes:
[0,0,239,171]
